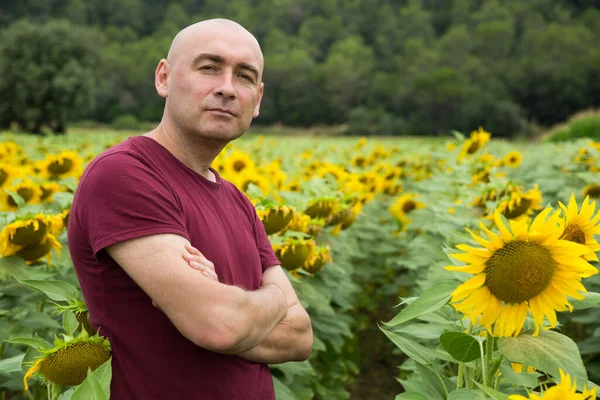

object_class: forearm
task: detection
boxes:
[221,283,289,354]
[237,304,313,364]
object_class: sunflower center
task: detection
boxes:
[0,169,8,186]
[561,224,586,244]
[502,198,532,219]
[402,201,416,213]
[232,160,247,172]
[484,240,555,303]
[466,141,480,154]
[585,185,600,198]
[48,158,74,175]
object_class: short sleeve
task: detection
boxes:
[75,152,190,259]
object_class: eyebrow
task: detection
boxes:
[191,53,260,81]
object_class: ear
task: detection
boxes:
[253,82,264,118]
[155,59,170,98]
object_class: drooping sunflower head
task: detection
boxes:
[39,151,84,180]
[273,238,317,271]
[303,246,332,275]
[24,331,111,390]
[0,213,64,256]
[258,206,296,236]
[351,155,370,169]
[508,368,597,400]
[446,209,598,337]
[303,198,339,219]
[558,194,600,261]
[503,151,523,168]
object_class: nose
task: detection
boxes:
[214,70,236,100]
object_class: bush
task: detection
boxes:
[547,109,600,142]
[111,114,140,130]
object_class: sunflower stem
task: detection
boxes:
[479,339,488,386]
[488,354,504,385]
[485,335,495,385]
[457,362,465,389]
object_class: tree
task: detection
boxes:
[0,19,103,133]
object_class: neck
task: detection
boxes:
[145,119,227,182]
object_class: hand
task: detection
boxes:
[182,244,219,282]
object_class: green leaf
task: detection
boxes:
[22,345,39,374]
[63,310,79,335]
[440,332,482,362]
[272,376,297,400]
[72,359,111,400]
[20,311,61,330]
[58,389,74,400]
[0,256,31,280]
[498,361,539,388]
[396,393,428,400]
[15,279,78,301]
[5,189,24,208]
[570,292,600,310]
[498,330,587,390]
[5,334,53,350]
[384,280,460,327]
[448,389,487,400]
[0,354,25,373]
[473,382,509,400]
[380,329,436,365]
[414,363,447,399]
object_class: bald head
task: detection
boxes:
[166,19,263,76]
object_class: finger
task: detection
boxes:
[185,244,203,256]
[190,261,219,280]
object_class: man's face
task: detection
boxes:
[164,26,263,142]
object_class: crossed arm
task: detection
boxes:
[106,234,313,364]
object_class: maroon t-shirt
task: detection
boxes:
[67,136,280,400]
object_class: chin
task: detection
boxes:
[197,123,246,142]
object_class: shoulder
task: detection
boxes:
[80,137,162,185]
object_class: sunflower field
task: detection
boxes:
[1,128,600,400]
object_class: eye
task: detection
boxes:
[200,65,217,71]
[238,73,254,83]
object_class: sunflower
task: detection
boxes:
[273,238,317,271]
[223,150,256,175]
[40,182,64,202]
[583,184,600,199]
[508,369,596,400]
[234,171,271,196]
[2,179,43,211]
[495,185,543,221]
[257,206,295,235]
[351,155,370,168]
[0,163,18,187]
[446,209,598,337]
[39,151,84,180]
[304,246,332,275]
[389,193,425,228]
[24,331,111,390]
[504,151,523,168]
[558,194,600,261]
[458,127,492,161]
[304,198,339,219]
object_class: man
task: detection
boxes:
[67,19,313,399]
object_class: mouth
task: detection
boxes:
[207,108,236,117]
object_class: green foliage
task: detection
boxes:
[1,1,599,136]
[0,19,103,134]
[548,112,600,142]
